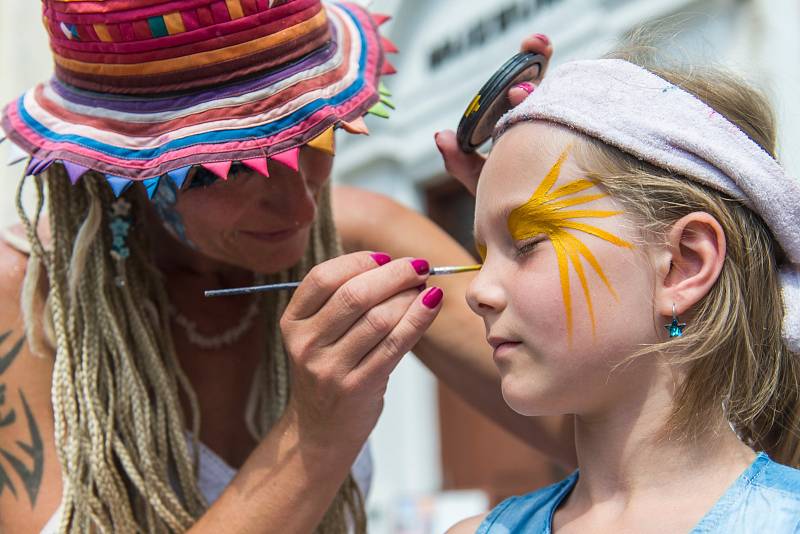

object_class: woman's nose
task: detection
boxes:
[255,167,317,226]
[466,260,506,317]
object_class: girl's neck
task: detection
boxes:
[570,367,755,507]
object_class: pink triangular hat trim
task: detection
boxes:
[372,13,391,26]
[270,148,299,172]
[381,36,399,54]
[241,157,270,177]
[201,161,232,180]
[62,161,90,184]
[381,60,397,76]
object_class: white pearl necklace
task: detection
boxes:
[168,275,265,350]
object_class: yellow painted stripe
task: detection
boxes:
[162,12,186,35]
[93,23,113,42]
[226,0,245,20]
[54,10,327,77]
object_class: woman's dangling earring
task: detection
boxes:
[109,197,132,287]
[664,303,686,338]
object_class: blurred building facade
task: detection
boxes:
[1,0,799,532]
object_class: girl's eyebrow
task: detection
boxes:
[473,203,522,243]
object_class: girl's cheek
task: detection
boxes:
[512,264,568,333]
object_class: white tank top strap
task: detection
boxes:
[40,439,373,533]
[0,225,32,256]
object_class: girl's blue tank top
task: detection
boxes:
[478,452,800,533]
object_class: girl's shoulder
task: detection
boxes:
[476,472,578,534]
[699,454,800,534]
[751,454,800,497]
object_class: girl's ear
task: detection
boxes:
[654,212,727,318]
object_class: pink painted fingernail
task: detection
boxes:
[411,259,430,275]
[513,82,535,94]
[416,284,427,292]
[371,252,392,266]
[422,287,443,309]
[534,33,550,46]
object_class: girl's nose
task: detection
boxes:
[466,260,506,317]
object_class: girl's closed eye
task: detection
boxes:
[514,235,547,258]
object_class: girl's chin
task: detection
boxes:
[501,380,561,417]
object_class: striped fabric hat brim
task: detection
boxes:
[1,1,397,187]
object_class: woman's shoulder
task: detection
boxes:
[475,473,579,533]
[331,185,413,252]
[331,185,476,265]
[0,226,61,533]
[0,226,31,307]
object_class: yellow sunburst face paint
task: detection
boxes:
[507,147,633,340]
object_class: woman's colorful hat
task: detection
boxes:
[1,0,397,195]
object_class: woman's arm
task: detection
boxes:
[189,407,360,533]
[0,241,63,534]
[194,251,444,533]
[333,186,576,467]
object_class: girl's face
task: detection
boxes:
[152,145,332,274]
[468,123,664,417]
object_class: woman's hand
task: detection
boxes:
[279,251,443,451]
[435,33,553,195]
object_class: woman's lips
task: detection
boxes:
[240,228,300,243]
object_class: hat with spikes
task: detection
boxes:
[1,0,398,193]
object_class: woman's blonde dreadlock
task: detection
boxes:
[16,165,365,533]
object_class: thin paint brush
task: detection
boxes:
[204,264,482,298]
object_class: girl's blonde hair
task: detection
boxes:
[16,167,365,533]
[572,43,800,465]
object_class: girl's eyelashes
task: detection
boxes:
[514,236,546,258]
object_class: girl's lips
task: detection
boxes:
[240,228,300,243]
[491,341,522,361]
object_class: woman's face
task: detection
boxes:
[468,122,664,418]
[152,145,332,274]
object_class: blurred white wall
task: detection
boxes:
[0,2,52,226]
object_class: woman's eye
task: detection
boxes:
[187,167,219,189]
[186,162,249,190]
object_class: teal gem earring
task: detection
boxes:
[664,303,686,337]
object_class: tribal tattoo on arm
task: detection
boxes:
[0,330,43,508]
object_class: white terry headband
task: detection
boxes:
[496,58,800,353]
